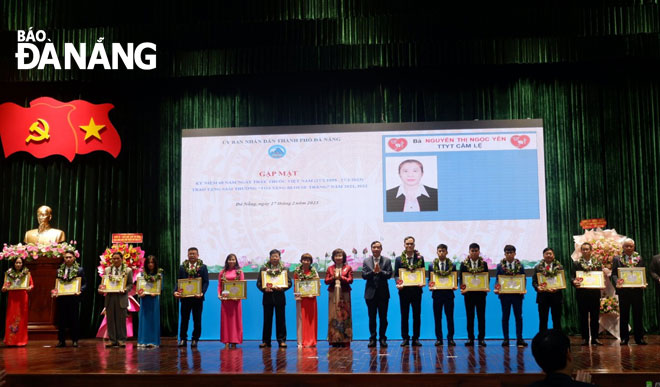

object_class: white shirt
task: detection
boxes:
[395,185,430,212]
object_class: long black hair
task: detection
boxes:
[145,255,159,274]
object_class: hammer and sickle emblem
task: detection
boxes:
[25,118,50,144]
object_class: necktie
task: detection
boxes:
[65,268,69,278]
[441,261,445,271]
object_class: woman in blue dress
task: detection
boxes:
[138,255,162,348]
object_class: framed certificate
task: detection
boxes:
[536,270,566,290]
[462,272,490,291]
[221,280,247,299]
[294,279,320,297]
[137,278,162,295]
[498,275,526,294]
[178,278,202,297]
[430,272,457,290]
[618,267,647,288]
[101,275,126,293]
[399,268,426,286]
[261,271,289,289]
[575,270,605,289]
[4,273,31,290]
[55,277,81,295]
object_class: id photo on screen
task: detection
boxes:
[385,156,438,212]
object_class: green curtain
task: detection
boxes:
[1,1,659,337]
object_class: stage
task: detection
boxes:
[2,337,659,386]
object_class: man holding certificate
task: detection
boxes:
[532,247,564,333]
[428,244,456,346]
[459,243,489,347]
[611,239,647,345]
[394,236,425,347]
[99,252,134,348]
[54,250,86,347]
[257,249,292,348]
[174,247,209,348]
[571,242,603,346]
[494,245,527,347]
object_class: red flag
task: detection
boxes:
[30,97,121,158]
[0,102,77,161]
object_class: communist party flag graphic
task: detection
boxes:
[0,97,121,161]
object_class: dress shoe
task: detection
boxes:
[501,339,510,347]
[635,340,648,345]
[434,340,443,346]
[400,340,409,347]
[191,340,198,348]
[56,341,66,348]
[412,339,422,347]
[278,341,287,348]
[447,339,456,346]
[478,340,487,347]
[178,340,187,347]
[118,341,126,347]
[105,341,115,348]
[72,341,78,348]
[516,339,528,347]
[620,340,629,346]
[259,342,271,348]
[465,340,474,347]
[367,339,377,348]
[580,339,589,346]
[591,339,603,346]
[379,338,388,347]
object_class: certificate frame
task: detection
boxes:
[137,278,162,296]
[536,270,566,290]
[4,273,31,290]
[221,280,247,300]
[260,271,289,289]
[55,277,81,295]
[399,268,426,287]
[178,278,202,297]
[462,272,490,291]
[575,270,605,289]
[618,267,647,288]
[429,272,457,290]
[101,275,127,293]
[498,275,526,294]
[294,279,321,297]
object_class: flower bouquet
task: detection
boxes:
[599,296,619,315]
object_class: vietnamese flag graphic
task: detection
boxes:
[0,102,77,161]
[30,97,121,158]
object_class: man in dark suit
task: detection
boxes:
[257,249,292,348]
[394,236,425,347]
[428,243,456,346]
[459,242,489,347]
[362,241,392,348]
[530,329,595,386]
[571,242,602,346]
[385,159,438,212]
[652,253,660,329]
[174,247,209,348]
[611,238,647,345]
[532,247,564,333]
[494,245,527,347]
[54,250,86,347]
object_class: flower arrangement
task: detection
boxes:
[97,243,145,277]
[1,241,79,261]
[599,296,619,315]
[572,228,626,267]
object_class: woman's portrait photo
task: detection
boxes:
[385,157,438,212]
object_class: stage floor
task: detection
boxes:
[2,337,660,386]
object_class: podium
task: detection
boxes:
[26,256,62,339]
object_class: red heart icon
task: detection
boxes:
[510,135,530,149]
[388,138,408,152]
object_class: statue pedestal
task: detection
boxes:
[26,257,61,340]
